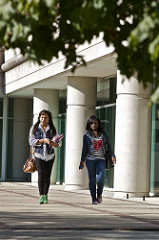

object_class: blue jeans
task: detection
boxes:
[86,159,106,201]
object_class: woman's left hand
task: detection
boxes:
[52,141,59,148]
[79,161,85,170]
[112,156,116,165]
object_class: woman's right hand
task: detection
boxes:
[43,138,50,145]
[43,138,59,148]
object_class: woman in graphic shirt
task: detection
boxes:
[79,115,116,204]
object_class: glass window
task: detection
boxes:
[57,115,66,184]
[150,104,159,194]
[6,119,13,179]
[8,98,14,118]
[57,90,66,184]
[0,119,3,178]
[6,98,14,179]
[0,98,3,178]
[0,98,3,117]
[97,77,116,106]
[59,90,67,115]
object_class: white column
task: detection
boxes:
[32,89,59,185]
[65,77,97,190]
[114,71,152,197]
[1,97,8,180]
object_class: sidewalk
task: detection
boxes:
[0,182,159,239]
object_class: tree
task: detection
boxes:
[0,0,159,101]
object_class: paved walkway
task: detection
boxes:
[0,182,159,239]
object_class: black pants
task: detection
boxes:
[35,157,54,196]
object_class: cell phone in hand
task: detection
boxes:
[54,134,64,142]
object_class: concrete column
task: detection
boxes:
[65,76,97,190]
[1,97,8,180]
[114,71,152,197]
[32,89,59,185]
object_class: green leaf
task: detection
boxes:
[150,85,159,103]
[0,0,159,103]
[45,0,56,8]
[0,0,15,20]
[149,35,159,62]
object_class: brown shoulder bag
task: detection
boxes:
[23,147,37,173]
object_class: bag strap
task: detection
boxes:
[30,146,35,157]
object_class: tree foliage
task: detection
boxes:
[0,0,159,101]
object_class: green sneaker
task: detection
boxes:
[39,195,44,204]
[43,195,48,204]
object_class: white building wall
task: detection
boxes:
[3,38,114,94]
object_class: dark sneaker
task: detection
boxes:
[39,195,44,204]
[97,195,102,204]
[43,195,48,204]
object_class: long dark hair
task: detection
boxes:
[86,115,104,135]
[32,109,57,138]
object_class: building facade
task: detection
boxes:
[0,38,158,197]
